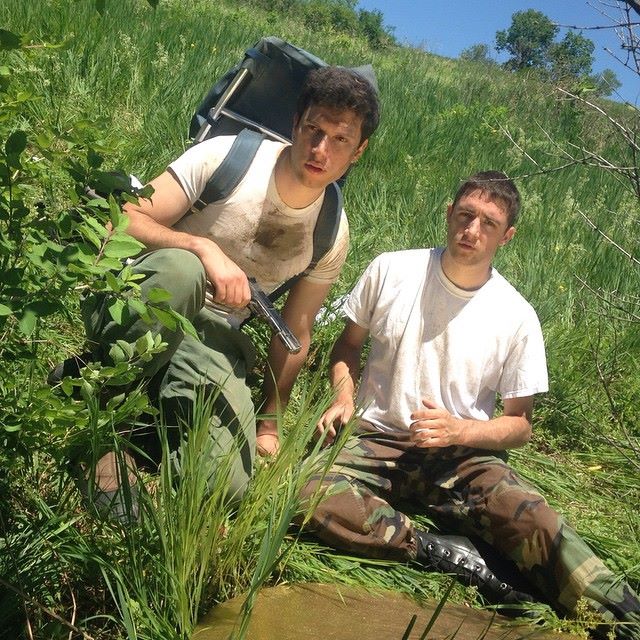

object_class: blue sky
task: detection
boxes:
[356,0,639,104]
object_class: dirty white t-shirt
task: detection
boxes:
[343,248,548,433]
[169,136,348,295]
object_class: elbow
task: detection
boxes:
[516,420,533,447]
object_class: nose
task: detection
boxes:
[311,131,329,156]
[464,217,481,239]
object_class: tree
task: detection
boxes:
[548,31,594,82]
[460,43,495,65]
[590,68,622,97]
[495,9,558,70]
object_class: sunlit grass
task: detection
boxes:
[0,0,638,638]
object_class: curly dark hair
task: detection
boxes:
[452,171,521,227]
[296,66,380,143]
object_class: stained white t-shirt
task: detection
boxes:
[343,248,548,433]
[168,135,348,295]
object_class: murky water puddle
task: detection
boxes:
[194,582,577,640]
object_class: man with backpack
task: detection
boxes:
[80,65,379,520]
[302,172,640,639]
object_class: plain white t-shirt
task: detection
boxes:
[343,248,548,433]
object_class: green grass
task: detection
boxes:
[1,0,638,638]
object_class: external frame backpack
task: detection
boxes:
[188,36,375,301]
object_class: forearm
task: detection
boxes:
[260,332,310,417]
[454,414,532,450]
[327,343,360,404]
[123,208,214,258]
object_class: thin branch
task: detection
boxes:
[553,21,640,30]
[575,275,640,322]
[577,208,640,265]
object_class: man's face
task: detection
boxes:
[289,104,367,190]
[446,189,515,268]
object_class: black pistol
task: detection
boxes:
[247,278,301,354]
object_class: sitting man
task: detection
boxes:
[79,65,379,518]
[302,171,640,638]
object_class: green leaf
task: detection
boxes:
[108,343,126,364]
[24,300,59,317]
[80,223,102,250]
[135,331,154,356]
[61,379,75,396]
[82,214,110,239]
[105,270,120,292]
[0,29,21,51]
[108,195,126,229]
[127,298,148,317]
[97,257,125,271]
[103,235,144,258]
[87,148,103,169]
[18,308,37,336]
[108,298,126,324]
[147,287,172,303]
[94,0,106,14]
[5,130,27,155]
[0,303,12,316]
[115,339,135,359]
[150,306,177,331]
[179,314,198,339]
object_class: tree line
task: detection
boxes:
[461,8,621,98]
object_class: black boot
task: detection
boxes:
[415,530,538,610]
[47,351,95,387]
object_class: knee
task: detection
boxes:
[297,473,351,526]
[138,249,206,312]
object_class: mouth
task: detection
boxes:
[304,162,325,175]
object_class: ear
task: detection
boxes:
[500,226,516,246]
[446,203,453,223]
[291,113,300,140]
[352,139,368,163]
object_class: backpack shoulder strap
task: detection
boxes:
[267,181,343,302]
[308,181,342,272]
[192,128,265,212]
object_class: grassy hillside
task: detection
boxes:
[1,0,638,638]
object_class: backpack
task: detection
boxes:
[188,36,374,301]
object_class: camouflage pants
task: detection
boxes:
[301,424,640,634]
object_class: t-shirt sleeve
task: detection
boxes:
[342,253,388,329]
[499,310,549,399]
[167,136,235,205]
[303,210,349,285]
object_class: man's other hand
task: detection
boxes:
[315,398,354,447]
[410,398,463,448]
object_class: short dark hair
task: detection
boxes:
[296,66,380,143]
[452,171,521,227]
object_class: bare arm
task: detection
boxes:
[122,170,250,307]
[409,395,533,451]
[314,319,369,446]
[257,278,334,440]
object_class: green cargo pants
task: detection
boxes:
[301,423,640,637]
[82,248,257,500]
